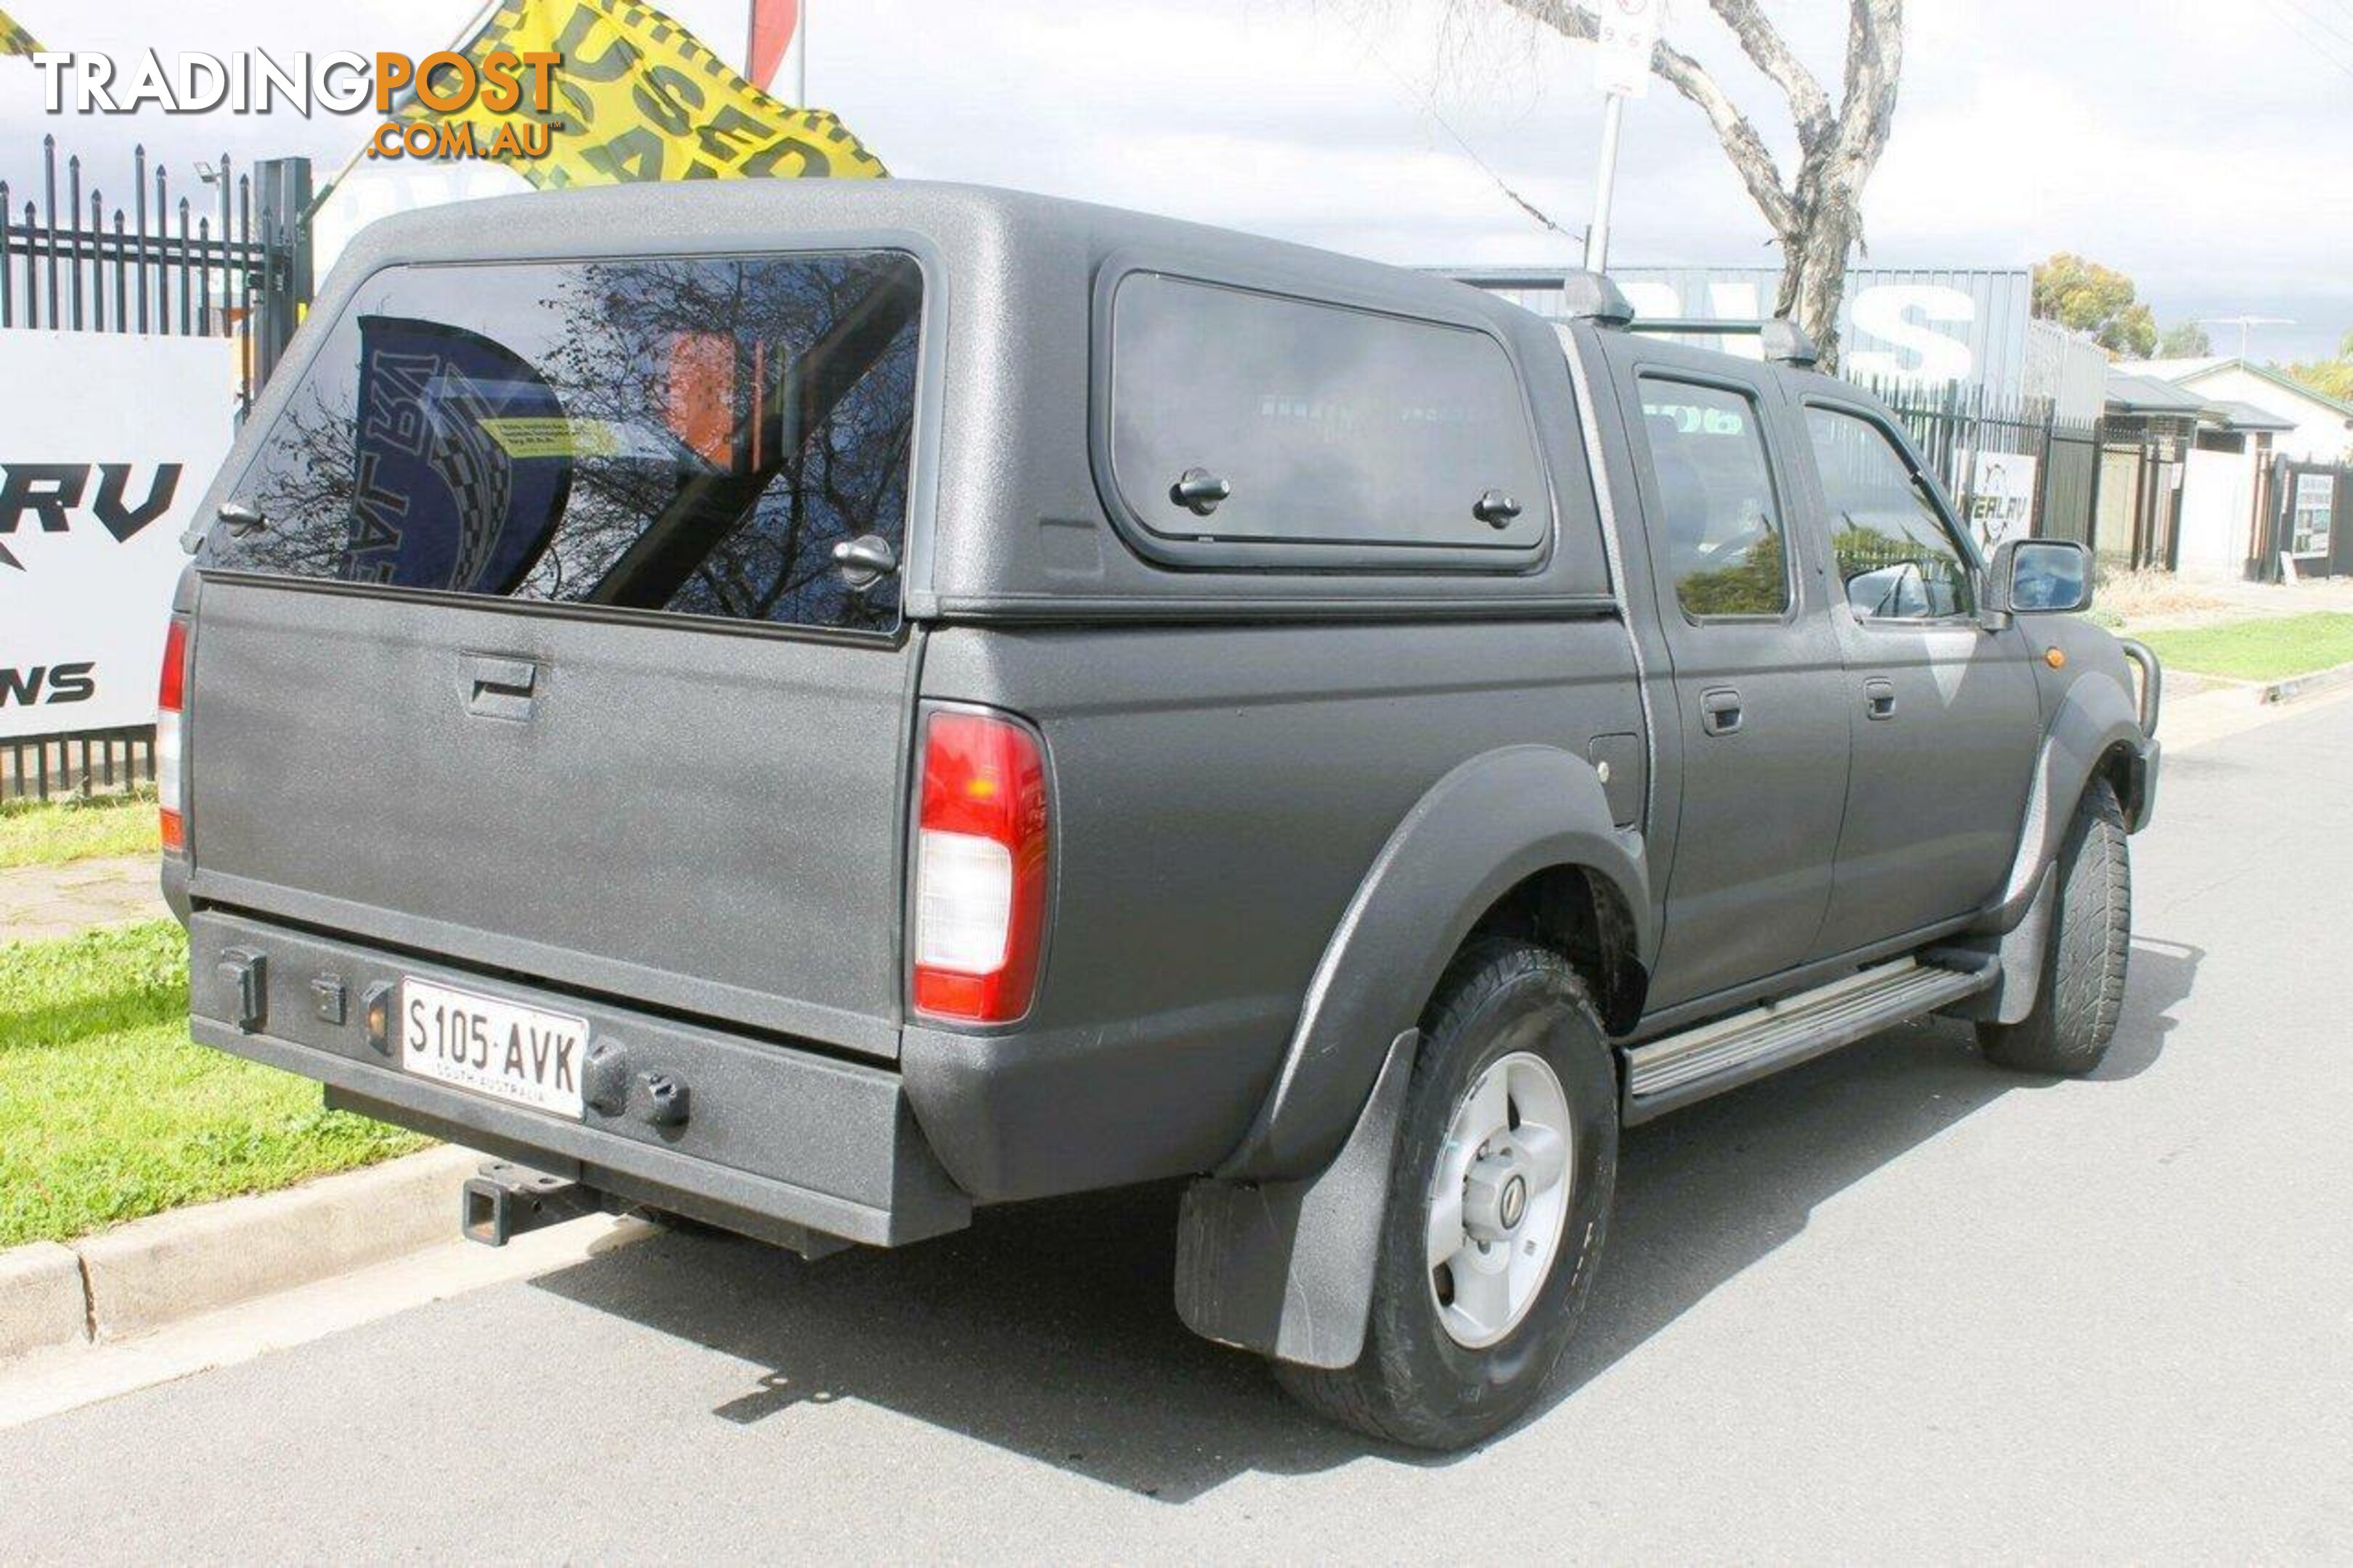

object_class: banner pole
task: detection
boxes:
[309,0,506,217]
[791,1,807,105]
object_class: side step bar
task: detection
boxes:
[1620,957,1997,1124]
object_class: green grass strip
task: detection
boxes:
[2138,612,2353,684]
[0,791,161,870]
[0,921,428,1247]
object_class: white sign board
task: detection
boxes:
[2292,471,2336,558]
[1957,447,2039,550]
[1594,0,1665,98]
[0,332,236,738]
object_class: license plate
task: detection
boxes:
[399,976,587,1119]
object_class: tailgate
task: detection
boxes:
[187,580,911,1056]
[179,248,931,1059]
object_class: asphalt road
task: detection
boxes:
[5,698,2351,1562]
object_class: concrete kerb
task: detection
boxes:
[2256,658,2353,706]
[0,1143,481,1363]
[2161,658,2353,754]
[0,1244,88,1360]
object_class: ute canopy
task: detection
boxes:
[198,181,1613,623]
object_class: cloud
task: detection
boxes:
[0,0,2344,356]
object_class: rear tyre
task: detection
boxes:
[1977,777,2131,1075]
[1274,939,1618,1450]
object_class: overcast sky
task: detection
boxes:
[4,0,2346,362]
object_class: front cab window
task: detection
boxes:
[1806,406,1975,621]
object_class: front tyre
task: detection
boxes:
[1978,777,2132,1075]
[1275,939,1618,1450]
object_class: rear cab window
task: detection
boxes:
[1101,272,1549,568]
[207,250,924,636]
[1635,376,1793,620]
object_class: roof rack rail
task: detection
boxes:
[1430,267,1634,327]
[1628,317,1822,370]
[1427,266,1822,369]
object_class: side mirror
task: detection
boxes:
[1983,538,2091,617]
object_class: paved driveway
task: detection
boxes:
[1,701,2347,1562]
[0,854,166,942]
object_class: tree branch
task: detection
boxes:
[1833,0,1904,165]
[1498,0,1798,235]
[1819,0,1901,258]
[1706,0,1833,152]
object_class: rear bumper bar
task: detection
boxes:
[187,910,971,1249]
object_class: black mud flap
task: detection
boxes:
[1173,1029,1418,1370]
[1932,864,2056,1026]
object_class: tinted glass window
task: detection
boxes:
[1806,407,1975,621]
[1109,274,1546,552]
[210,252,923,634]
[1636,377,1790,618]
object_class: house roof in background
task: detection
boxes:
[2121,356,2353,422]
[2210,399,2297,433]
[2106,371,2214,416]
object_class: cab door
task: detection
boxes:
[1607,345,1851,1010]
[1792,396,2041,955]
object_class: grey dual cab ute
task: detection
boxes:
[164,181,2158,1450]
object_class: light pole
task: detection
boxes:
[1583,0,1663,276]
[1583,91,1627,273]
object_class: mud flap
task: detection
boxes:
[1173,1029,1418,1369]
[1933,865,2055,1026]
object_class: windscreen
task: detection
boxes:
[206,250,923,634]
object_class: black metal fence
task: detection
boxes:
[0,135,312,407]
[1,727,156,805]
[1868,380,2105,550]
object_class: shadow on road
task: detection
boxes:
[2094,936,2200,1081]
[529,942,2196,1503]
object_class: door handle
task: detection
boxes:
[1864,678,1898,721]
[1170,467,1231,516]
[464,655,538,721]
[1700,687,1743,737]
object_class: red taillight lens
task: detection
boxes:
[157,617,187,854]
[911,709,1050,1024]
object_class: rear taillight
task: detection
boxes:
[157,617,188,854]
[912,709,1050,1024]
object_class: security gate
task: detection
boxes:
[1,136,312,412]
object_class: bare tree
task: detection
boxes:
[1498,0,1904,368]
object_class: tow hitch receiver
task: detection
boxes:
[462,1161,603,1246]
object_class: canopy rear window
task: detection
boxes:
[1104,273,1547,565]
[208,250,923,635]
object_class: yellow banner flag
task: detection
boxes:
[0,7,44,56]
[404,0,886,187]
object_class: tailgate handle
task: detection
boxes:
[465,656,538,721]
